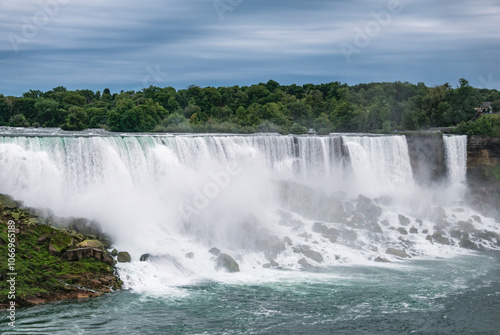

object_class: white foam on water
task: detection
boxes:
[0,132,498,295]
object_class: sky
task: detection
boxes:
[0,0,499,96]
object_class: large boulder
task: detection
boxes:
[215,253,240,273]
[117,251,131,263]
[432,232,450,245]
[302,249,323,263]
[356,195,382,220]
[64,247,94,261]
[385,248,410,258]
[312,222,339,242]
[77,239,104,250]
[459,238,479,250]
[398,214,411,226]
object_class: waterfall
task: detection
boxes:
[342,135,414,197]
[2,131,494,292]
[443,135,467,186]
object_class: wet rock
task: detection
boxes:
[99,277,110,285]
[117,251,131,263]
[302,249,323,263]
[409,227,418,234]
[215,253,240,273]
[185,252,194,259]
[474,230,500,242]
[356,195,382,220]
[283,236,292,245]
[398,214,411,226]
[380,220,390,227]
[77,239,104,250]
[432,233,450,245]
[385,248,410,258]
[140,253,151,262]
[209,247,221,256]
[102,254,114,265]
[312,222,339,242]
[297,258,311,267]
[89,279,102,288]
[450,230,462,239]
[368,222,383,233]
[422,229,429,234]
[471,215,481,223]
[111,249,118,256]
[452,208,465,213]
[64,247,94,261]
[459,238,479,250]
[397,228,408,235]
[374,256,390,263]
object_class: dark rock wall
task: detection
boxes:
[405,133,447,185]
[466,136,500,220]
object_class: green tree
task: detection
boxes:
[62,106,88,131]
[9,114,30,127]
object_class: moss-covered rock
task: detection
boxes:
[117,251,131,263]
[50,231,74,253]
[77,239,104,250]
[0,195,121,308]
[0,194,17,209]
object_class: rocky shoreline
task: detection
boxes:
[0,194,124,309]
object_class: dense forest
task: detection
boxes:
[1,79,499,135]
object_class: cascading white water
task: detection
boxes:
[0,130,497,294]
[443,135,468,186]
[341,135,414,197]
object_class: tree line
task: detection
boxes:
[1,79,499,135]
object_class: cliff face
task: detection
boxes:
[466,136,500,220]
[405,134,447,185]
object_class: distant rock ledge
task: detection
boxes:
[0,193,123,309]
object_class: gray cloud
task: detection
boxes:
[0,0,499,95]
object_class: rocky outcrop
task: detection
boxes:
[385,248,410,258]
[293,246,324,263]
[466,136,500,220]
[356,195,382,220]
[0,194,121,308]
[117,251,131,263]
[215,253,240,272]
[405,133,446,185]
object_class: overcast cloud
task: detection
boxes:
[0,0,499,95]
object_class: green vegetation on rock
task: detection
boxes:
[0,194,121,307]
